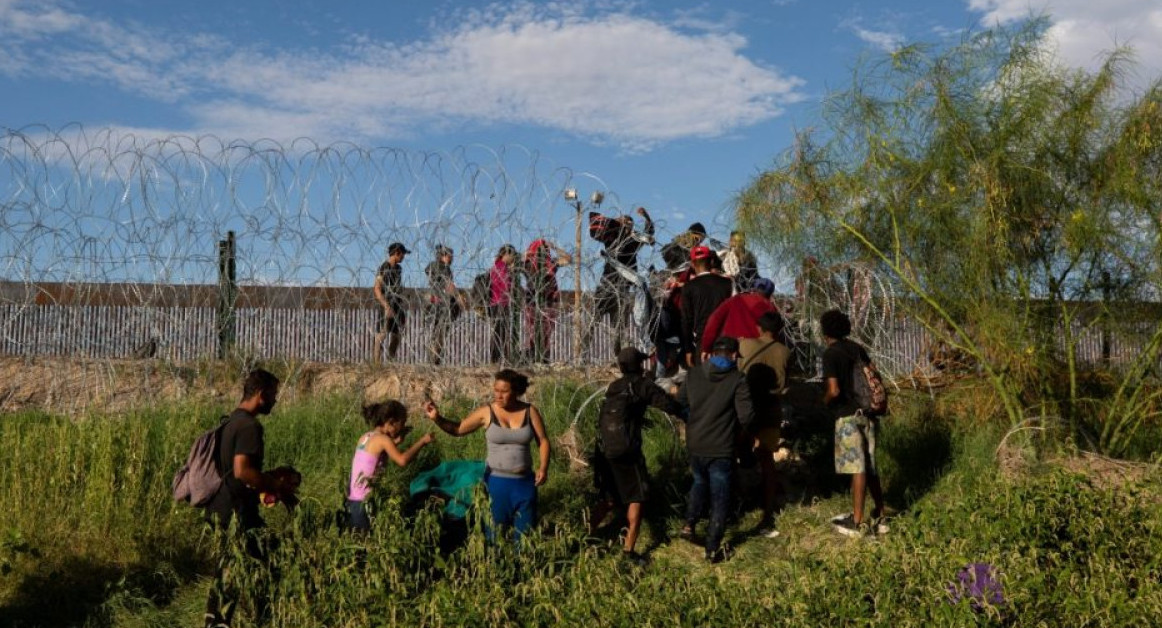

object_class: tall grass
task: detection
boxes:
[3,378,1161,627]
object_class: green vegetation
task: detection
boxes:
[2,378,1161,627]
[4,18,1162,628]
[738,20,1162,455]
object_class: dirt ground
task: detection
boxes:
[0,356,618,416]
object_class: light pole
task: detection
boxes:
[566,188,603,361]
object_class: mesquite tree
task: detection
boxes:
[738,21,1162,455]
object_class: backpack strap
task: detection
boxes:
[212,414,231,481]
[845,340,872,369]
[740,340,779,371]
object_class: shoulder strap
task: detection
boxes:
[213,414,231,478]
[845,340,869,367]
[740,340,779,371]
[628,375,644,402]
[485,404,495,427]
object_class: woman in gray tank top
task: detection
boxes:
[427,369,550,543]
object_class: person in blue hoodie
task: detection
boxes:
[675,336,755,563]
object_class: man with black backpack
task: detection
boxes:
[589,347,683,564]
[820,310,888,538]
[676,336,755,563]
[204,369,297,628]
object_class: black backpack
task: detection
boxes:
[849,349,889,417]
[598,379,643,459]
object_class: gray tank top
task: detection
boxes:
[485,404,535,478]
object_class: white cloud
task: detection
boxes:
[968,0,1162,84]
[851,26,904,52]
[0,0,804,150]
[840,15,904,53]
[670,6,747,33]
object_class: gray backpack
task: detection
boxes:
[172,417,227,507]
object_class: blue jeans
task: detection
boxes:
[685,456,733,552]
[485,473,537,544]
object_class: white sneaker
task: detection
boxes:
[757,527,781,539]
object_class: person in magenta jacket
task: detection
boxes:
[489,244,520,364]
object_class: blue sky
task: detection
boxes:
[2,0,1160,287]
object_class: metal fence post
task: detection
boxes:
[217,231,237,359]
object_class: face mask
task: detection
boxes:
[708,355,735,370]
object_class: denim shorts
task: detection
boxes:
[346,499,371,532]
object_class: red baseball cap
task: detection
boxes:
[690,245,712,261]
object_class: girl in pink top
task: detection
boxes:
[346,400,435,532]
[489,244,520,363]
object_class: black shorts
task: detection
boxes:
[377,305,406,333]
[593,452,649,504]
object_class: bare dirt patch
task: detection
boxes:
[0,356,615,416]
[1052,450,1158,489]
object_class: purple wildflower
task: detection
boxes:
[948,562,1005,611]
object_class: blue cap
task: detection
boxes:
[750,277,775,296]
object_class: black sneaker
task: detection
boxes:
[832,514,870,538]
[756,526,781,539]
[755,518,781,539]
[705,545,733,564]
[622,550,650,567]
[832,512,888,535]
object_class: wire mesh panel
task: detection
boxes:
[3,126,1155,377]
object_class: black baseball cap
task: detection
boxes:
[388,242,410,255]
[710,336,739,353]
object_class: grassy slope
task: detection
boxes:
[2,381,1160,627]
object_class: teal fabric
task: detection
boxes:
[408,460,486,519]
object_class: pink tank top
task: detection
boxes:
[490,260,513,306]
[348,433,383,501]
